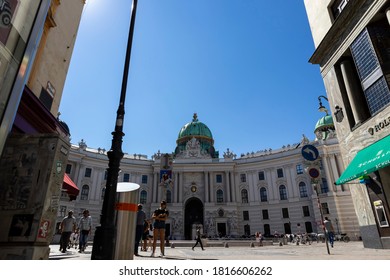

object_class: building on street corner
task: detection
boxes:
[304,0,390,248]
[0,0,85,259]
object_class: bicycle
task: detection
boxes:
[334,233,350,242]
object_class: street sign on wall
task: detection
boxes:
[308,167,320,179]
[301,144,319,161]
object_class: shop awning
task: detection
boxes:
[335,134,390,185]
[62,173,79,200]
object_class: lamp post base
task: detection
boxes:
[91,225,116,260]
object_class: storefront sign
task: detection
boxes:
[368,116,390,135]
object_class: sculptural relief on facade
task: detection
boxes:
[171,216,183,237]
[176,137,211,159]
[205,215,215,236]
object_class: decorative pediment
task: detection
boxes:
[176,137,211,159]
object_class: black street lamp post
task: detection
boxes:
[91,0,139,260]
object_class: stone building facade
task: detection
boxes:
[57,114,359,242]
[304,0,390,248]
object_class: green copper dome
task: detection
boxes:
[175,113,217,158]
[178,113,213,139]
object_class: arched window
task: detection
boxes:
[216,189,224,203]
[81,185,89,200]
[279,185,287,200]
[101,187,105,201]
[166,190,172,203]
[299,182,308,198]
[241,189,249,203]
[260,187,268,202]
[140,190,147,204]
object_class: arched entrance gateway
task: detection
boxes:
[184,198,204,240]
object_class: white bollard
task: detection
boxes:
[114,182,140,260]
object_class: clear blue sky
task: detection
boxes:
[59,0,327,159]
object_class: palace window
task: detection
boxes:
[84,168,92,178]
[277,168,284,178]
[140,190,147,204]
[279,185,288,200]
[216,189,224,203]
[299,182,308,198]
[80,185,89,200]
[282,208,289,218]
[65,164,72,174]
[303,206,310,217]
[262,209,269,220]
[241,189,249,203]
[260,187,268,202]
[258,171,265,181]
[322,203,330,215]
[243,211,249,221]
[296,164,303,175]
[320,178,329,194]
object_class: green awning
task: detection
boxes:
[335,134,390,185]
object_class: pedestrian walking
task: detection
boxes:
[324,217,335,248]
[192,226,205,251]
[59,210,76,253]
[78,209,92,253]
[141,219,151,251]
[134,204,146,256]
[151,200,169,257]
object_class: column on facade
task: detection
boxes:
[74,161,81,187]
[225,171,231,202]
[230,171,236,202]
[248,171,255,202]
[77,163,84,192]
[178,172,183,202]
[321,155,335,193]
[209,171,214,202]
[204,171,209,203]
[287,165,297,199]
[136,172,142,185]
[90,168,101,200]
[253,171,260,202]
[329,154,341,191]
[339,59,366,124]
[334,154,345,191]
[265,168,276,201]
[153,171,158,203]
[174,172,179,203]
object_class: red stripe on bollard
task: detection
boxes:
[115,202,138,212]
